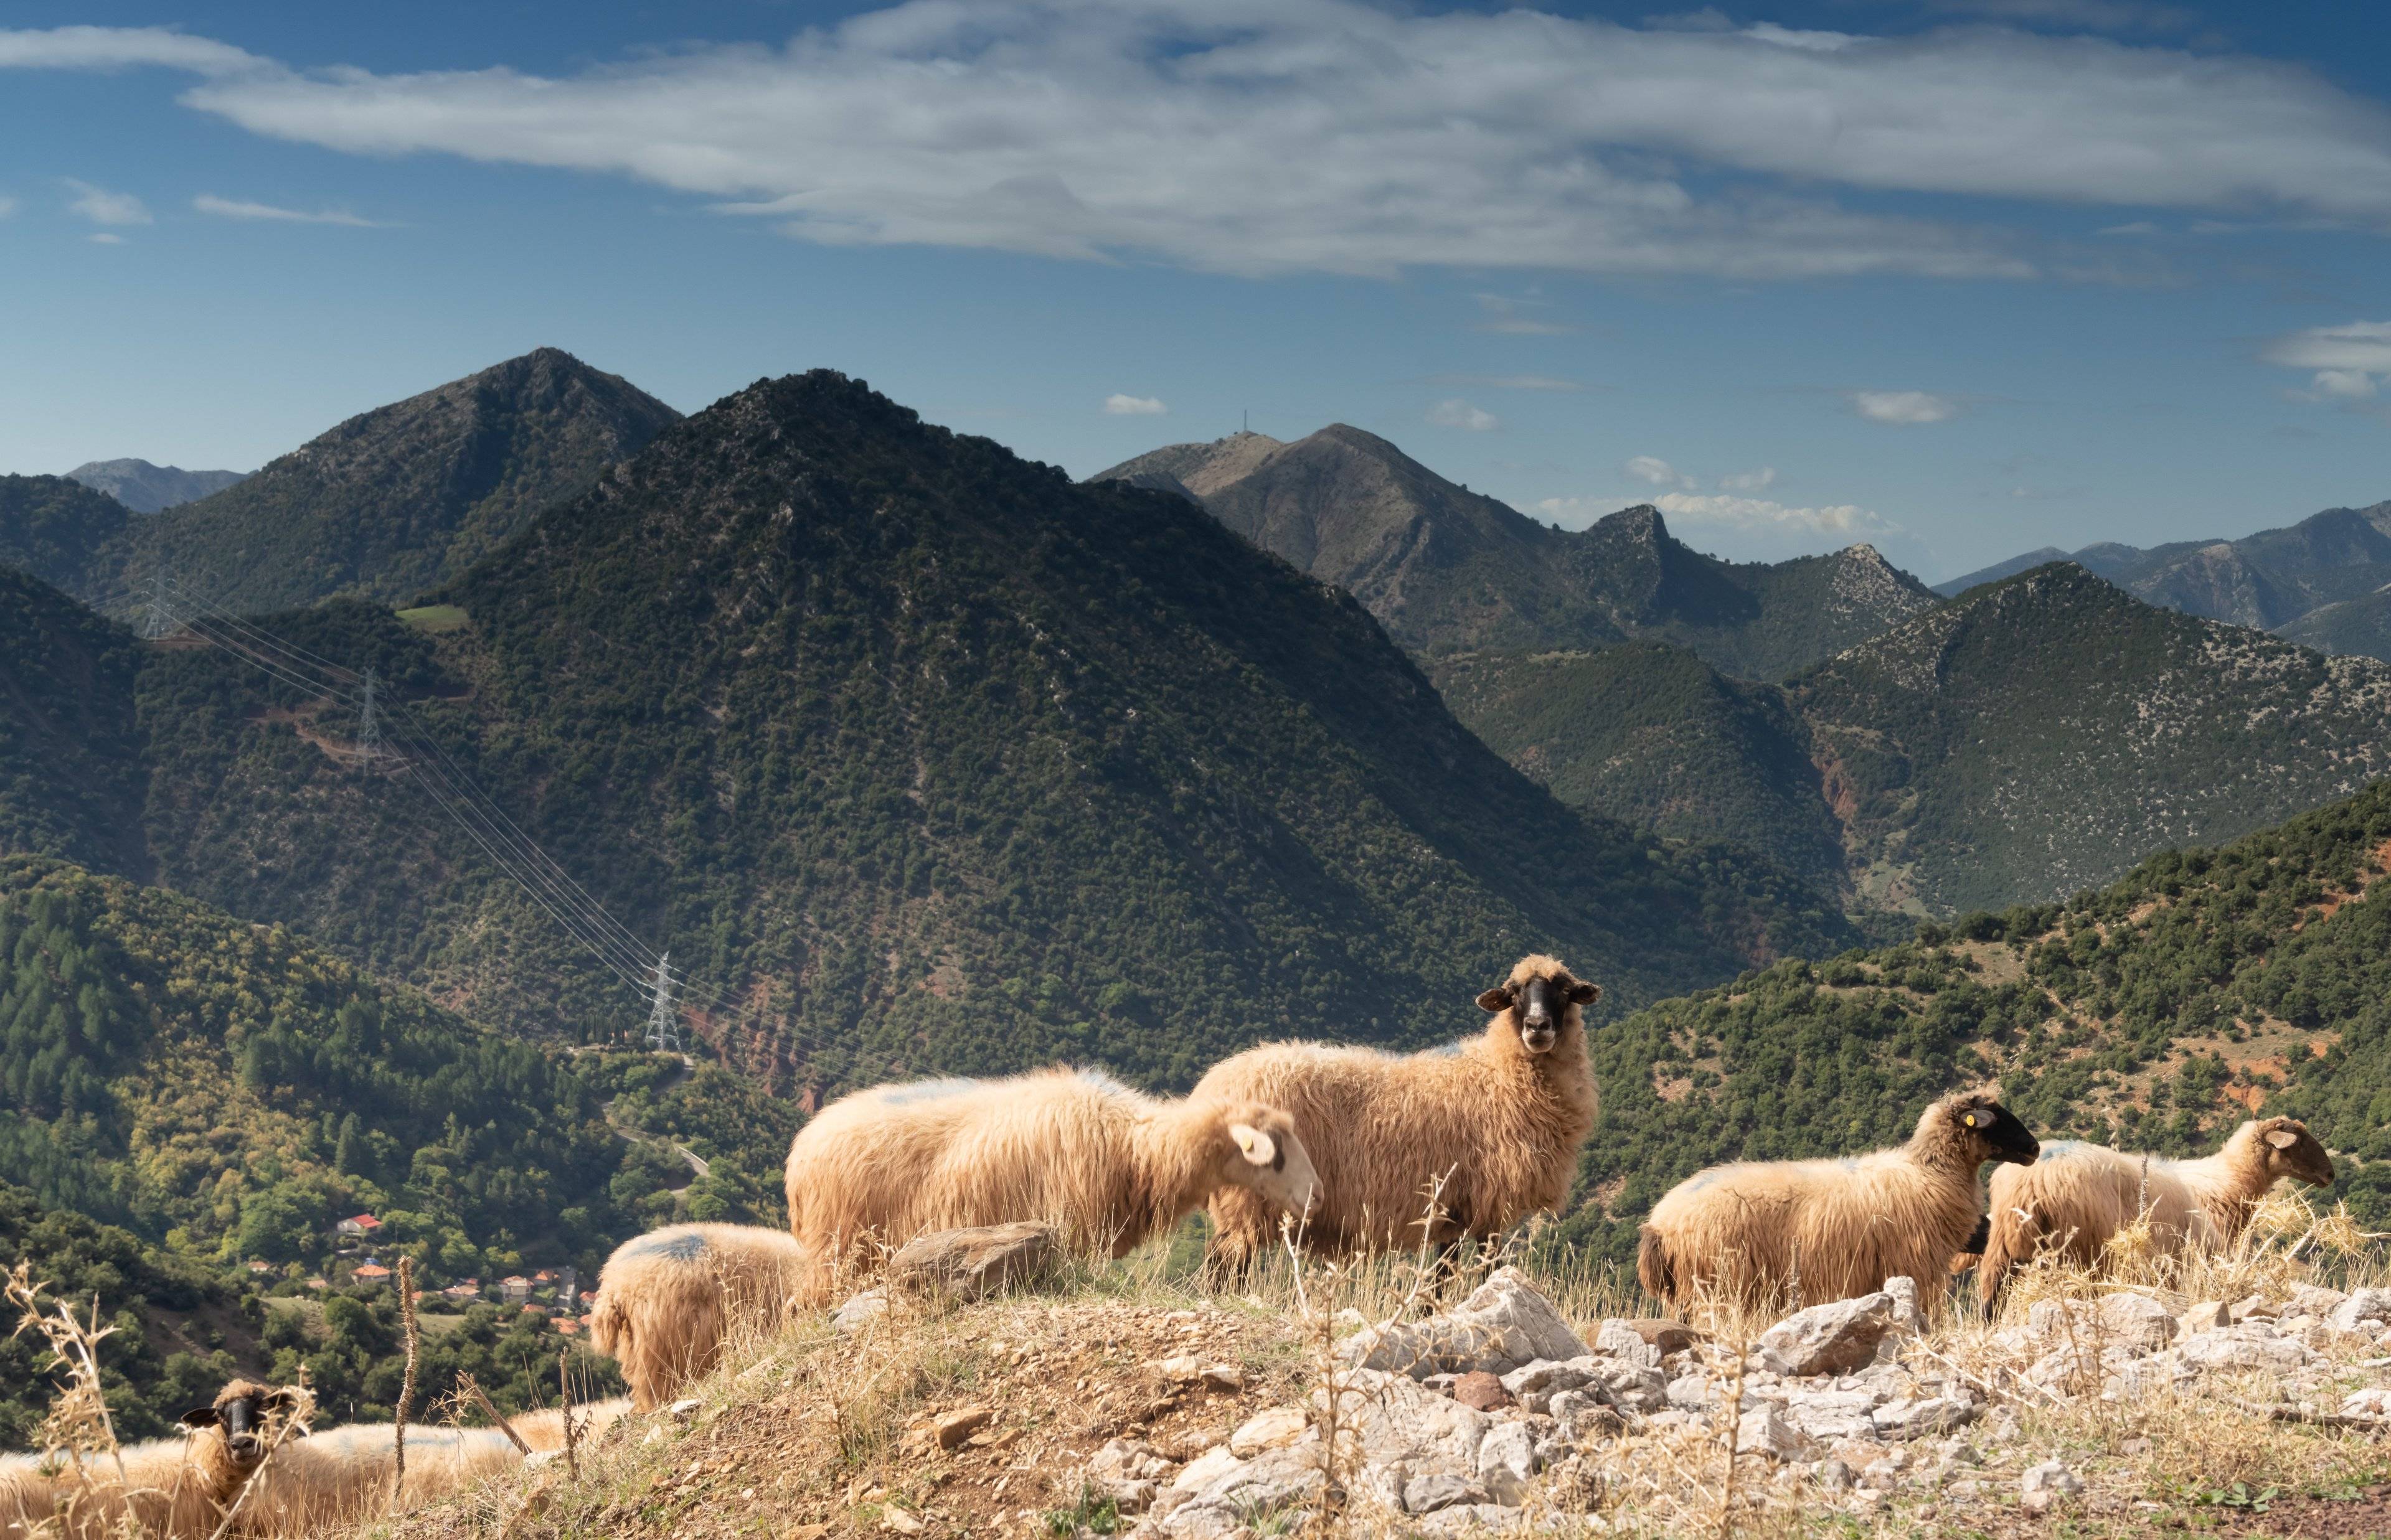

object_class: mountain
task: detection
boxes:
[1093,429,1940,678]
[111,372,1849,1094]
[0,474,137,604]
[1560,772,2391,1261]
[0,352,682,620]
[1438,563,2391,919]
[0,565,149,878]
[1940,501,2391,657]
[65,458,246,513]
[2279,585,2391,661]
[1428,643,1846,898]
[1935,546,2069,595]
[112,349,681,617]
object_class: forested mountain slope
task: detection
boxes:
[120,372,1848,1096]
[0,352,679,619]
[1094,431,1938,677]
[1563,776,2391,1262]
[0,566,149,877]
[1440,565,2391,919]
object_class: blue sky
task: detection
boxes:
[6,0,2391,581]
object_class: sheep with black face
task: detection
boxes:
[0,1379,298,1539]
[1192,954,1603,1264]
[1638,1087,2040,1313]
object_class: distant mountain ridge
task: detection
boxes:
[1941,499,2391,661]
[2,371,1850,1100]
[1440,563,2391,918]
[1095,428,1940,679]
[65,459,245,513]
[0,350,679,618]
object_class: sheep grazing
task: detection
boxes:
[587,1223,817,1409]
[0,1379,295,1539]
[1190,954,1603,1264]
[784,1068,1321,1268]
[228,1398,633,1536]
[1979,1116,2336,1308]
[1638,1088,2040,1312]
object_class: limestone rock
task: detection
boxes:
[2177,1326,2318,1374]
[1735,1404,1819,1462]
[2098,1292,2178,1354]
[934,1406,994,1450]
[832,1289,889,1335]
[1171,1446,1245,1493]
[1476,1422,1539,1503]
[2019,1458,2081,1513]
[1870,1394,1976,1440]
[1403,1472,1488,1514]
[2329,1289,2391,1333]
[886,1221,1059,1300]
[1592,1321,1663,1368]
[1318,1368,1495,1471]
[1882,1276,1923,1336]
[1227,1408,1312,1457]
[1341,1270,1587,1379]
[1758,1294,1895,1377]
[1416,1504,1525,1535]
[1780,1388,1883,1442]
[2180,1299,2231,1334]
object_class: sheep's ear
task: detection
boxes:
[1228,1123,1278,1168]
[1476,987,1513,1013]
[1565,982,1601,1005]
[1959,1109,1982,1130]
[179,1406,222,1430]
[2267,1129,2301,1151]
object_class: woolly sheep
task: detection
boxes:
[0,1379,292,1539]
[587,1223,817,1409]
[227,1397,632,1536]
[1979,1116,2335,1308]
[1638,1088,2040,1312]
[1191,954,1603,1264]
[784,1067,1321,1268]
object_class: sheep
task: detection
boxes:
[783,1067,1321,1270]
[1637,1088,2041,1312]
[1979,1116,2336,1308]
[1190,954,1603,1265]
[0,1379,294,1539]
[587,1223,818,1410]
[226,1397,633,1536]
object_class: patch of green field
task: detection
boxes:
[395,604,469,633]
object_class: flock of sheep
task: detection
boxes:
[2,952,2344,1536]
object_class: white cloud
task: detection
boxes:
[1427,399,1499,431]
[1921,0,2194,31]
[87,232,125,244]
[1852,390,1957,425]
[1649,491,1898,538]
[2263,322,2391,406]
[15,7,2391,281]
[194,194,380,225]
[1472,294,1577,334]
[1719,465,1777,492]
[64,179,149,225]
[1103,393,1167,415]
[2265,321,2391,373]
[1625,455,1697,489]
[0,196,14,218]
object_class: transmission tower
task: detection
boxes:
[141,577,171,641]
[643,952,681,1053]
[356,668,380,769]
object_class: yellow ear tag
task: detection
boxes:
[1963,1112,1979,1128]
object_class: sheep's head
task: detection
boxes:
[1935,1088,2039,1167]
[1476,954,1599,1056]
[1215,1105,1322,1221]
[181,1379,305,1468]
[2252,1117,2334,1187]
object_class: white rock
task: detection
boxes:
[1870,1394,1977,1441]
[1228,1408,1312,1457]
[2286,1284,2349,1320]
[1415,1503,1526,1535]
[1882,1276,1923,1335]
[666,1398,704,1421]
[1780,1389,1881,1442]
[1172,1446,1246,1493]
[2177,1327,2318,1374]
[1735,1405,1819,1463]
[2330,1289,2391,1333]
[1758,1294,1895,1377]
[1592,1322,1663,1368]
[1476,1422,1540,1503]
[1403,1471,1488,1514]
[831,1289,889,1335]
[1816,1459,1852,1492]
[2098,1292,2179,1354]
[2020,1458,2082,1511]
[1448,1267,1593,1367]
[1500,1359,1590,1397]
[1316,1368,1495,1470]
[2342,1387,2391,1419]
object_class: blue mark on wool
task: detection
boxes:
[1425,1040,1468,1058]
[1837,1157,1860,1171]
[878,1077,980,1106]
[1682,1170,1720,1193]
[1073,1067,1135,1097]
[622,1229,710,1263]
[2041,1140,2082,1159]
